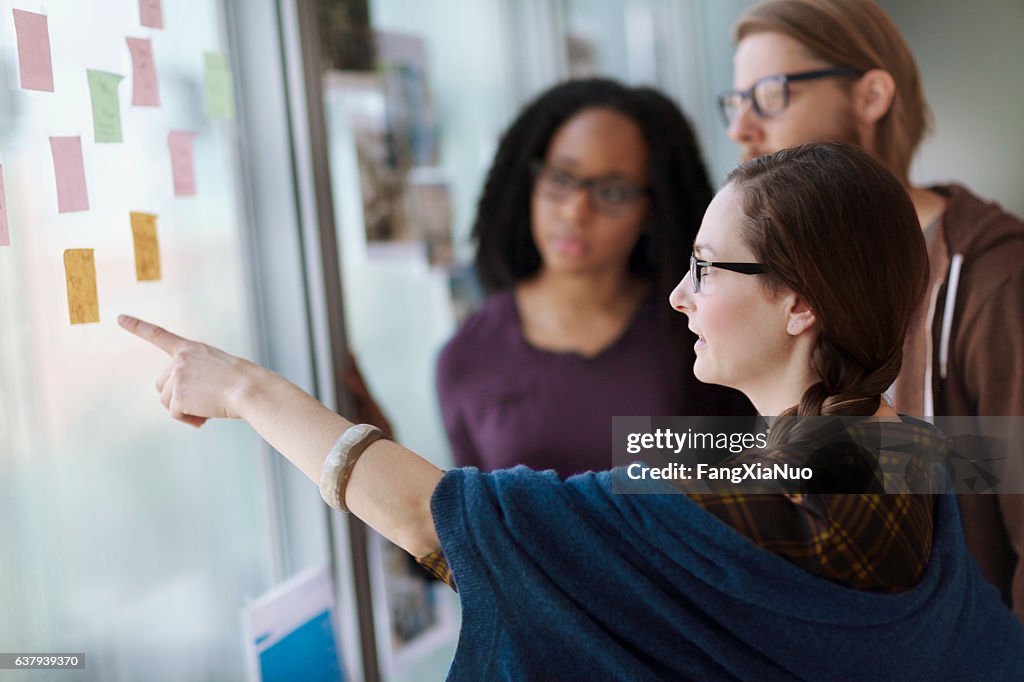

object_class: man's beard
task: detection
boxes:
[740,112,861,162]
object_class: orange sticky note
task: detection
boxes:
[64,249,100,324]
[50,137,89,213]
[130,212,161,281]
[126,37,160,106]
[167,130,197,196]
[13,9,54,92]
[0,165,9,247]
[139,0,163,28]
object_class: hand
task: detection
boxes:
[119,314,258,428]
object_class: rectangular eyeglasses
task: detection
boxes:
[690,254,767,293]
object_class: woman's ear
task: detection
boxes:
[853,69,896,126]
[786,296,817,336]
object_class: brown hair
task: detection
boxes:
[726,142,928,418]
[735,0,930,182]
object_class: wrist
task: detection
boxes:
[228,360,273,420]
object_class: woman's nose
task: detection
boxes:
[669,273,694,314]
[557,185,595,222]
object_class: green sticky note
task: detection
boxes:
[203,52,235,120]
[87,69,125,143]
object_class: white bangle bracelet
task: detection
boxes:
[319,424,384,512]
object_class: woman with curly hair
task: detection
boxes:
[437,78,751,476]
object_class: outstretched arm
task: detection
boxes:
[118,315,443,557]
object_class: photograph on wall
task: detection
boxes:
[350,107,410,243]
[404,166,453,268]
[242,563,345,682]
[375,30,439,172]
[318,0,375,71]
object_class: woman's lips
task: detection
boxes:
[552,235,587,257]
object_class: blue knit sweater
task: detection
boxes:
[431,466,1024,681]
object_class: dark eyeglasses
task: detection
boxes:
[690,254,767,293]
[531,161,650,216]
[717,67,863,126]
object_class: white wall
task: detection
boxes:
[880,0,1024,217]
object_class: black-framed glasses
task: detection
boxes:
[531,161,650,216]
[717,67,864,126]
[690,254,766,293]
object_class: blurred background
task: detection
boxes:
[0,0,1020,680]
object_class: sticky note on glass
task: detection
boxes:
[64,249,100,324]
[126,38,160,106]
[203,52,235,120]
[0,165,10,247]
[167,130,198,196]
[50,136,89,213]
[13,9,54,92]
[130,212,161,281]
[88,70,125,143]
[139,0,163,28]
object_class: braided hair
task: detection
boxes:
[726,142,928,422]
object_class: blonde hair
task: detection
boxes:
[735,0,930,182]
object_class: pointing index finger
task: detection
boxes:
[118,314,190,355]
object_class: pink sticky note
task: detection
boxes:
[13,10,54,92]
[167,130,198,196]
[0,165,9,246]
[126,37,160,106]
[139,0,163,28]
[49,137,89,213]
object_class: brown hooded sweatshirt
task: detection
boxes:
[892,183,1024,623]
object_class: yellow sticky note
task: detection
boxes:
[130,212,161,281]
[63,249,100,324]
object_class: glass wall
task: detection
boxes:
[0,1,275,679]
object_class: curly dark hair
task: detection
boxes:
[472,78,713,328]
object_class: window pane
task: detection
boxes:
[0,1,274,679]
